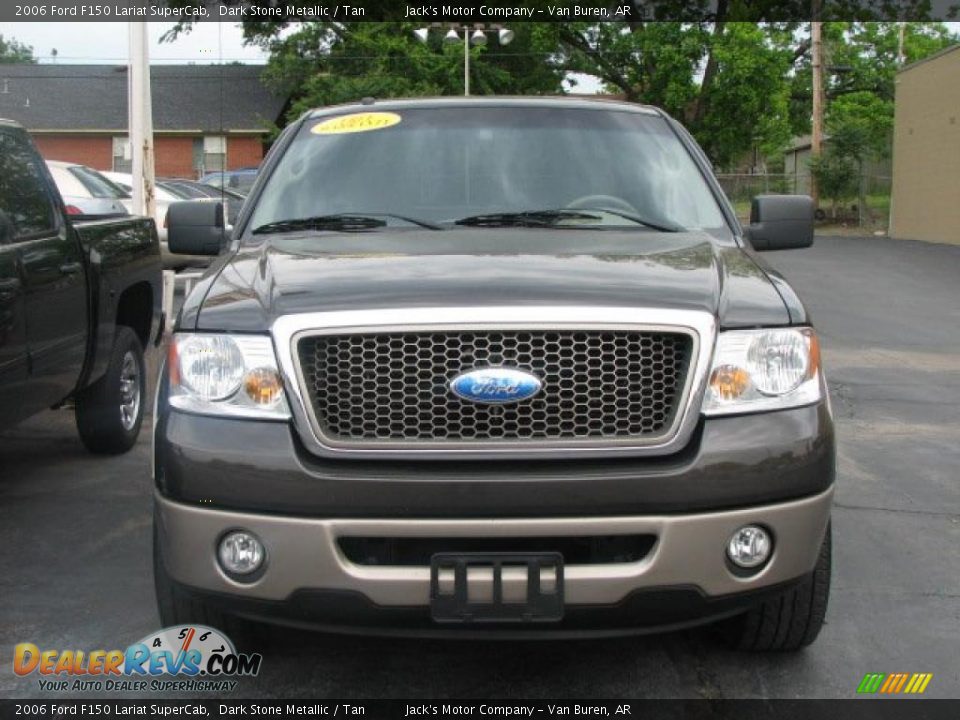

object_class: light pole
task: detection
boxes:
[414,24,515,97]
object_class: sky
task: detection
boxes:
[5,20,960,67]
[0,22,269,64]
[1,21,605,91]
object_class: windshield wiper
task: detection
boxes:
[252,212,442,235]
[453,208,680,232]
[253,215,385,235]
[454,210,602,228]
[569,206,681,233]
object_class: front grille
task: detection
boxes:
[295,329,693,446]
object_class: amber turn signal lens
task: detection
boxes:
[243,368,283,406]
[806,330,821,379]
[709,365,751,400]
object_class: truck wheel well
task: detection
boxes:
[115,282,153,348]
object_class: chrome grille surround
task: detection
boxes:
[298,331,692,442]
[273,307,717,460]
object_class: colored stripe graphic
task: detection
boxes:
[914,674,933,694]
[857,673,885,693]
[857,672,932,694]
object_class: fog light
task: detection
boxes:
[727,525,771,569]
[218,530,264,577]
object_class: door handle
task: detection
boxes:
[59,262,82,275]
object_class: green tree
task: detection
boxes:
[810,152,857,220]
[800,23,954,223]
[824,91,894,224]
[788,22,957,136]
[164,15,958,172]
[555,21,804,168]
[251,22,564,123]
[0,34,35,64]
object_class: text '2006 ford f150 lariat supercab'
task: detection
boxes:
[0,120,162,453]
[154,98,834,651]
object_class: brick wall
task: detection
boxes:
[33,133,266,178]
[33,134,112,170]
[227,135,265,170]
[154,136,195,179]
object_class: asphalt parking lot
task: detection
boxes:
[1,235,958,700]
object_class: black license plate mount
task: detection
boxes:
[429,552,564,624]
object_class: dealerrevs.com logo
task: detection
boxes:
[13,625,262,692]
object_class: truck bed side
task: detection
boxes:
[72,216,162,391]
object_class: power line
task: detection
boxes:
[28,50,559,61]
[32,56,267,62]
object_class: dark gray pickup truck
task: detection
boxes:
[0,120,162,453]
[154,98,834,650]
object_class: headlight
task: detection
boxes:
[168,333,290,420]
[702,327,822,416]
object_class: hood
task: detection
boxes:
[186,229,790,332]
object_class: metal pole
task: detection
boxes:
[810,15,823,210]
[463,28,470,97]
[128,22,156,220]
[897,22,906,66]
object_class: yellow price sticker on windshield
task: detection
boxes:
[311,112,402,135]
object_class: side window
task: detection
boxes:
[0,132,57,242]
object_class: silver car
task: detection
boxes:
[46,161,129,217]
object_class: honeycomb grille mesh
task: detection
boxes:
[296,330,693,444]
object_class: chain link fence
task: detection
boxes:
[716,173,892,228]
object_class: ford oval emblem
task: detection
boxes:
[449,368,542,404]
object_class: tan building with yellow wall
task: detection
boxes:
[890,45,960,245]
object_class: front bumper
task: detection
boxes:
[155,487,832,634]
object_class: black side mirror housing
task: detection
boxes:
[745,195,814,251]
[167,201,224,256]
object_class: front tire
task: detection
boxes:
[718,523,831,652]
[75,326,145,454]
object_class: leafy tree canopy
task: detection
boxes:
[165,17,957,168]
[0,34,35,64]
[255,22,564,120]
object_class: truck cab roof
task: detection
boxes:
[306,95,663,120]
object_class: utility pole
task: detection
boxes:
[463,27,470,96]
[897,22,906,66]
[128,22,155,220]
[416,25,514,97]
[810,13,823,210]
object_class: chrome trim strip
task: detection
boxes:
[272,307,716,460]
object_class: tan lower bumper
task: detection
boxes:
[155,488,833,606]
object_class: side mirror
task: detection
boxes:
[745,195,814,251]
[167,201,224,256]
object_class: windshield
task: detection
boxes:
[248,106,727,236]
[228,173,257,194]
[70,166,128,199]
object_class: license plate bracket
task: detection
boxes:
[430,552,564,623]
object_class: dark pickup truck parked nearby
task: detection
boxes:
[155,98,833,650]
[0,120,162,453]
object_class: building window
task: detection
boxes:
[201,135,227,174]
[112,136,132,173]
